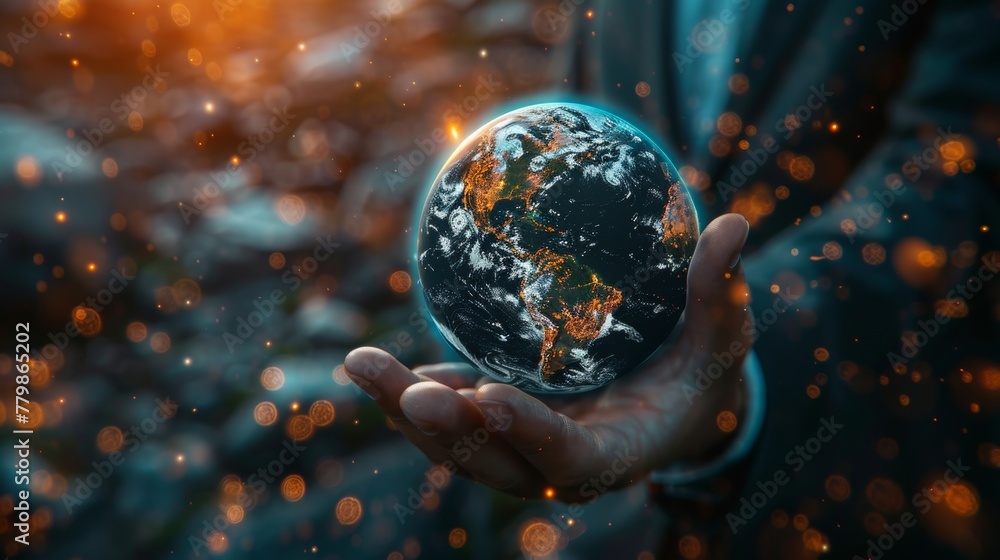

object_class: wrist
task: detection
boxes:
[649,351,765,486]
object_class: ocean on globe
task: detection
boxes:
[417,103,698,393]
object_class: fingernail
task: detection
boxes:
[730,218,750,269]
[478,401,513,431]
[346,372,380,400]
[410,419,439,436]
[400,401,440,435]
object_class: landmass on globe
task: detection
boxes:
[417,102,698,393]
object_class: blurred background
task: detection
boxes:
[0,0,602,558]
[2,0,1000,559]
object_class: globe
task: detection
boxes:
[417,103,699,393]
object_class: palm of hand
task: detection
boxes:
[344,214,751,500]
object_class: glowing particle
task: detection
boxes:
[448,528,467,548]
[102,158,118,178]
[788,156,815,181]
[825,474,851,501]
[862,242,886,265]
[72,306,102,336]
[802,529,829,552]
[308,400,335,426]
[716,411,738,432]
[226,505,244,524]
[59,0,80,18]
[261,367,285,390]
[389,271,411,292]
[150,332,171,353]
[944,482,979,516]
[286,414,314,441]
[254,402,278,426]
[208,532,227,554]
[717,112,742,137]
[728,73,750,94]
[110,213,127,230]
[97,426,124,453]
[939,140,966,161]
[276,194,306,224]
[281,474,306,501]
[678,535,701,559]
[173,278,202,307]
[221,475,243,495]
[16,156,40,185]
[519,520,558,557]
[336,496,363,525]
[332,364,351,385]
[269,252,286,269]
[170,3,191,27]
[821,241,842,261]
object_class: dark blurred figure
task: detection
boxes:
[348,1,1000,559]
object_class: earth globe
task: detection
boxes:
[416,102,699,393]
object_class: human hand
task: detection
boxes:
[343,213,752,500]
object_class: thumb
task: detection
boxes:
[682,213,751,346]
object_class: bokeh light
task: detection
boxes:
[336,496,363,525]
[261,367,285,391]
[254,402,279,426]
[281,474,306,502]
